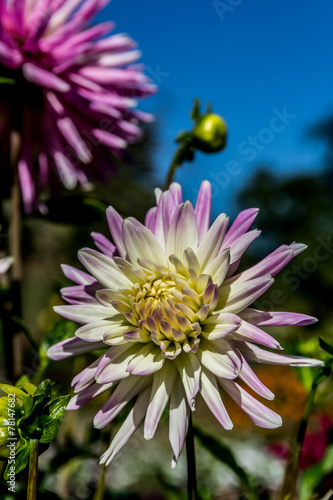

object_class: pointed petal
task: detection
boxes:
[78,248,131,289]
[197,214,229,270]
[47,337,105,360]
[195,180,212,243]
[94,375,151,429]
[166,202,199,260]
[239,308,318,327]
[106,206,126,258]
[219,379,282,429]
[123,218,167,266]
[100,388,151,465]
[144,362,177,440]
[169,378,190,466]
[217,276,274,314]
[237,342,324,367]
[174,352,201,410]
[200,368,233,430]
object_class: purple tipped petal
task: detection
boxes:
[200,368,233,430]
[100,388,151,465]
[91,232,116,258]
[219,379,282,429]
[47,337,105,360]
[195,180,212,242]
[222,208,259,248]
[94,375,151,429]
[240,309,318,327]
[144,362,177,440]
[237,342,324,367]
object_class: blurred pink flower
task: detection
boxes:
[47,180,323,466]
[0,0,155,211]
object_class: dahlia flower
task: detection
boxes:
[0,0,155,212]
[47,181,323,466]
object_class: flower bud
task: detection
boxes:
[192,113,227,153]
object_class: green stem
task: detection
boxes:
[27,439,39,500]
[93,463,106,500]
[164,140,193,189]
[279,369,329,500]
[186,414,198,500]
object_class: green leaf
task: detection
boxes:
[4,439,30,479]
[194,426,258,499]
[319,337,333,356]
[19,380,52,438]
[39,320,77,361]
[39,395,70,444]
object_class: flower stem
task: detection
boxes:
[186,414,198,500]
[27,439,39,500]
[165,139,193,189]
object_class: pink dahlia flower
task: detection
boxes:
[47,181,323,466]
[0,0,155,212]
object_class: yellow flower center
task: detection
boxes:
[110,261,220,360]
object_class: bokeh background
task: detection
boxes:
[1,0,333,498]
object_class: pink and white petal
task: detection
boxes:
[100,388,151,466]
[239,308,318,327]
[68,382,115,410]
[144,206,157,233]
[72,356,102,391]
[94,375,152,429]
[126,345,165,376]
[78,248,131,289]
[201,312,241,340]
[91,232,116,258]
[166,202,199,261]
[144,361,177,440]
[228,244,299,284]
[123,218,168,266]
[200,368,233,430]
[238,342,324,367]
[195,180,212,243]
[47,337,105,360]
[169,378,190,467]
[233,321,282,350]
[106,206,126,258]
[222,208,259,248]
[217,276,274,314]
[197,339,240,380]
[169,182,182,205]
[226,230,261,265]
[203,248,230,286]
[61,264,96,285]
[54,303,116,324]
[23,63,70,92]
[61,283,101,305]
[237,353,275,400]
[153,190,179,249]
[219,379,282,429]
[75,320,118,342]
[174,351,201,410]
[197,214,229,270]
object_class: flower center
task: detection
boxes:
[109,261,220,360]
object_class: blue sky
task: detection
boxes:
[99,0,333,216]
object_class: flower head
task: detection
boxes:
[47,181,323,466]
[0,0,155,211]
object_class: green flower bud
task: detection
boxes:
[192,113,227,153]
